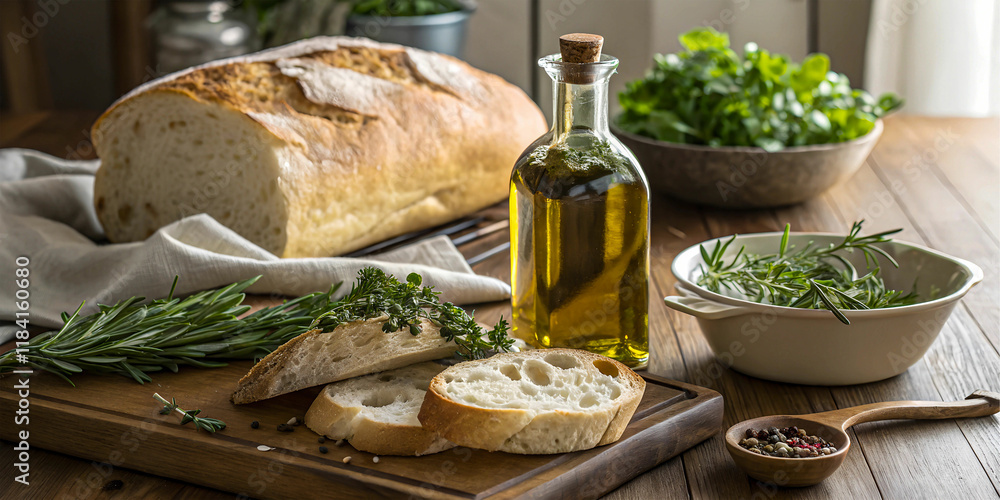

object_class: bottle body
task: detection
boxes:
[509,54,650,368]
[510,140,649,367]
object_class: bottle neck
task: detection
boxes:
[552,79,611,141]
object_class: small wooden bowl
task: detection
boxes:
[725,416,849,487]
[724,391,999,487]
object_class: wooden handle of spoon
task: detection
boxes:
[812,390,1000,430]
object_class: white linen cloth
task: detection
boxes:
[0,148,510,343]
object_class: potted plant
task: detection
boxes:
[344,0,476,57]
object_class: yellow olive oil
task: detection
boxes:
[510,141,649,367]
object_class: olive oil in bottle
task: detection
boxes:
[509,34,650,368]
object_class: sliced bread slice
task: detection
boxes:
[231,317,455,404]
[417,349,645,454]
[304,362,454,456]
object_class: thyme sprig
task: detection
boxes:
[0,268,512,384]
[695,221,919,325]
[153,393,227,433]
[309,268,515,359]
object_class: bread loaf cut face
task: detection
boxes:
[418,349,645,454]
[304,362,454,456]
[231,317,455,404]
[91,37,547,257]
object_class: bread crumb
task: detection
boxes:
[372,456,380,464]
[342,456,352,464]
[286,416,298,426]
[335,439,345,446]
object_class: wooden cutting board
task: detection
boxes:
[0,360,721,499]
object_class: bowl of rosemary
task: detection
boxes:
[665,222,982,385]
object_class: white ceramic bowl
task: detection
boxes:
[665,232,983,385]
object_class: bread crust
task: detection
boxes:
[304,363,454,456]
[417,349,645,454]
[91,37,547,257]
[231,317,454,404]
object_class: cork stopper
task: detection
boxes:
[559,33,604,63]
[558,34,604,84]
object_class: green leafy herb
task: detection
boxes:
[350,0,465,17]
[153,393,227,433]
[0,268,512,384]
[694,221,919,324]
[309,268,515,359]
[617,27,903,151]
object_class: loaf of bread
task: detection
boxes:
[417,349,645,454]
[91,37,546,257]
[304,362,454,456]
[231,317,455,404]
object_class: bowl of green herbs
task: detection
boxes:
[664,222,982,385]
[613,27,902,209]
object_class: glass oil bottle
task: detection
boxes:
[509,34,650,368]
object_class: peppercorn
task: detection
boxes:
[250,420,259,429]
[318,436,326,444]
[319,446,328,454]
[739,426,833,458]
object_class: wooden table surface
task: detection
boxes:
[1,112,998,500]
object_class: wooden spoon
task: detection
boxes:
[725,390,999,487]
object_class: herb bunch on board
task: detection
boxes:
[617,27,903,151]
[0,268,512,385]
[695,221,919,324]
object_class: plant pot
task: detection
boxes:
[345,8,474,57]
[612,119,884,209]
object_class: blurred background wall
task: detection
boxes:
[1,0,997,121]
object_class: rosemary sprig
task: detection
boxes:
[0,268,513,384]
[695,221,919,325]
[153,393,227,432]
